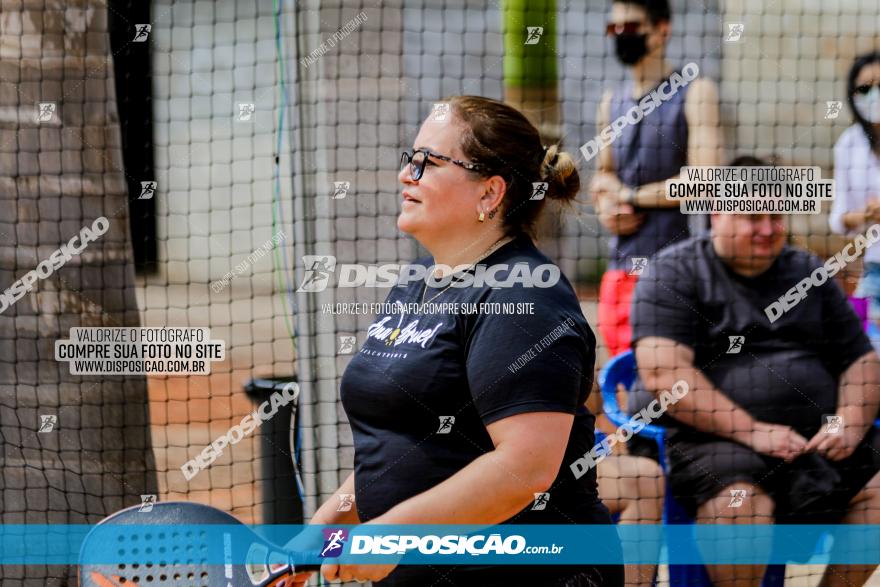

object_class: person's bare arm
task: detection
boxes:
[290,472,361,586]
[586,381,626,443]
[318,412,575,584]
[841,199,880,231]
[635,336,755,440]
[591,90,626,202]
[806,351,880,460]
[595,90,616,178]
[591,90,645,235]
[309,471,361,525]
[836,352,880,434]
[626,78,724,209]
[626,178,681,208]
[368,411,573,525]
[636,336,806,461]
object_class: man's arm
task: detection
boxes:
[837,352,880,433]
[635,336,756,440]
[591,90,645,235]
[595,90,616,179]
[591,89,626,202]
[626,78,725,209]
[636,335,807,461]
[806,351,880,460]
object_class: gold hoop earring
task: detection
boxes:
[478,211,485,222]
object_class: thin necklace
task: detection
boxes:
[420,235,515,305]
[383,235,515,347]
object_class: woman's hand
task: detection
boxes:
[290,569,317,586]
[865,197,880,223]
[290,472,361,585]
[294,562,399,586]
[321,562,399,584]
[286,527,329,587]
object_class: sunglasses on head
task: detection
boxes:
[605,21,644,36]
[855,83,880,95]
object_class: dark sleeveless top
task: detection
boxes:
[608,68,692,270]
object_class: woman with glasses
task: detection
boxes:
[292,95,623,586]
[829,52,880,322]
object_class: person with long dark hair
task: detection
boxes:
[829,51,880,319]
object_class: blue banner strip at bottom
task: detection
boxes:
[4,524,880,565]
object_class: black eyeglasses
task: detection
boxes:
[855,83,880,95]
[400,149,484,181]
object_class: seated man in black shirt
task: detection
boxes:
[630,157,880,587]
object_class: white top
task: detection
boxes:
[829,124,880,264]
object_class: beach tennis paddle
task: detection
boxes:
[79,501,321,587]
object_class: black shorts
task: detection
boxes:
[667,426,880,523]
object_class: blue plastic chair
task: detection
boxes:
[598,351,788,586]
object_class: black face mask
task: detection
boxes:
[614,33,648,65]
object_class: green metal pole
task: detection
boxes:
[502,0,561,143]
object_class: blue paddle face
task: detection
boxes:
[79,502,319,587]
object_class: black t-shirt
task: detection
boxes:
[631,235,873,439]
[339,234,613,584]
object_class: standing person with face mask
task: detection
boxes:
[589,0,724,358]
[829,52,880,322]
